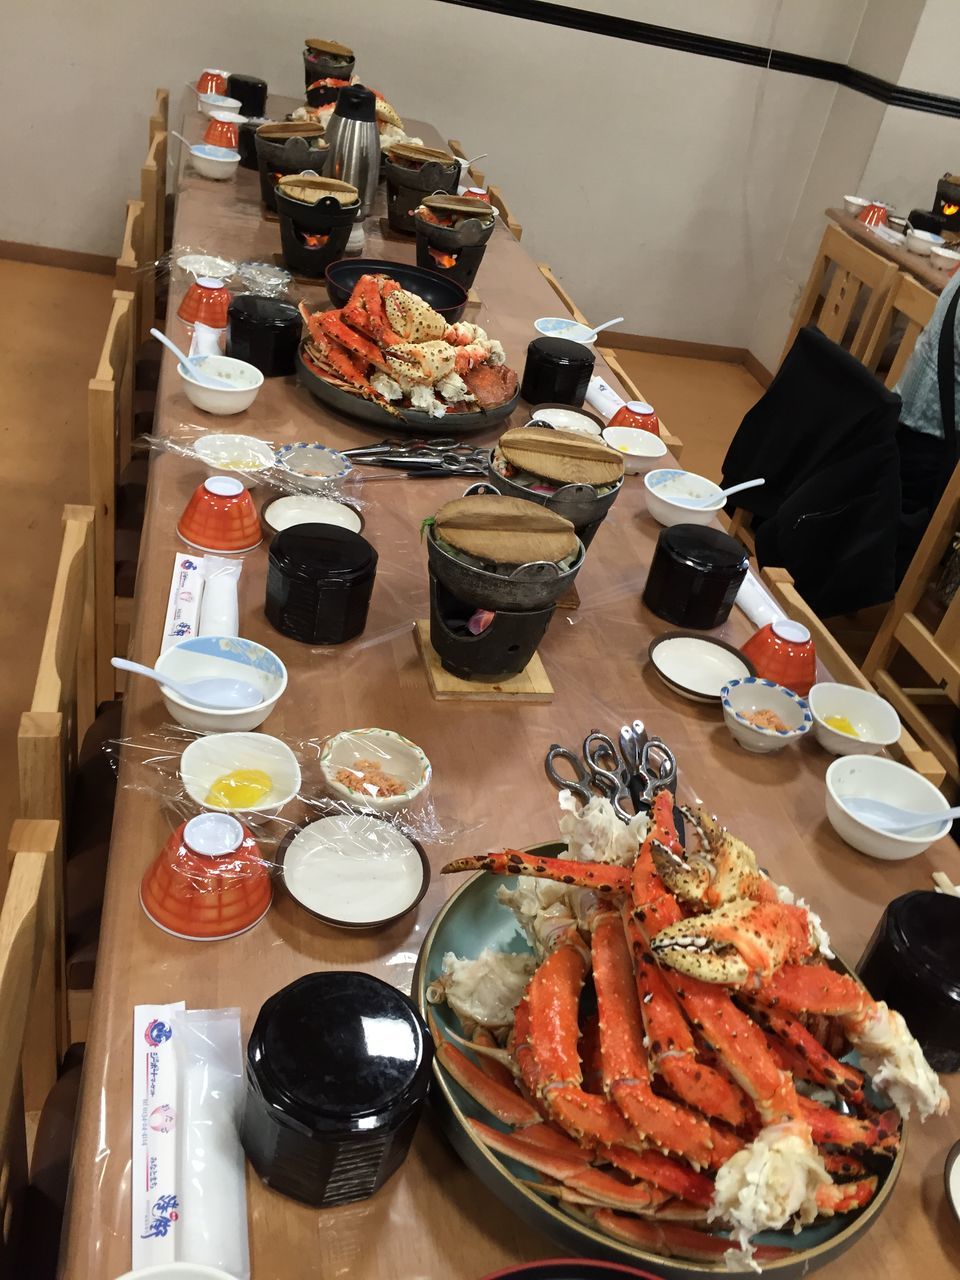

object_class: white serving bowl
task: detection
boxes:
[276,442,352,490]
[178,355,264,416]
[931,245,960,272]
[825,755,951,859]
[154,636,287,733]
[262,494,363,534]
[643,468,724,526]
[906,228,945,255]
[319,728,432,814]
[808,682,901,757]
[842,195,871,216]
[721,677,813,754]
[602,425,668,474]
[189,142,240,180]
[180,731,301,814]
[208,109,246,126]
[533,317,598,345]
[198,92,242,117]
[193,433,275,486]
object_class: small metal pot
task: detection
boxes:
[426,523,584,612]
[254,131,329,211]
[479,453,623,545]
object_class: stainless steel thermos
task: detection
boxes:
[325,85,380,217]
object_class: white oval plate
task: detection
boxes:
[263,495,362,534]
[648,632,755,702]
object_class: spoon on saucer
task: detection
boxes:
[839,795,957,833]
[111,657,263,710]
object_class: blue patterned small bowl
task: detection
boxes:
[721,676,813,753]
[276,442,352,491]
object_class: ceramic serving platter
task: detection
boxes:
[648,632,756,702]
[262,495,363,534]
[414,852,904,1280]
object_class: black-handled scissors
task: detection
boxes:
[545,741,634,822]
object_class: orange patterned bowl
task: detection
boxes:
[140,812,272,941]
[177,276,232,329]
[204,117,240,149]
[177,476,262,553]
[740,619,817,697]
[197,68,230,95]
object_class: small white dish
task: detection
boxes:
[189,142,240,180]
[807,682,900,757]
[276,442,352,489]
[842,195,871,216]
[945,1139,960,1229]
[648,633,755,703]
[262,494,363,534]
[176,253,237,280]
[527,406,604,437]
[644,468,724,526]
[720,677,812,754]
[602,426,668,474]
[905,228,945,255]
[825,755,951,859]
[319,727,431,815]
[178,354,263,415]
[533,317,597,346]
[154,636,287,733]
[198,92,242,117]
[931,245,960,271]
[279,812,429,927]
[180,732,301,814]
[193,433,275,486]
[208,109,246,125]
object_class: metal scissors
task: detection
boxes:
[544,739,634,822]
[620,720,683,839]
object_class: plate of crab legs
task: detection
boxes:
[415,786,950,1277]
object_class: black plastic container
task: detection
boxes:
[858,891,960,1072]
[241,972,433,1207]
[227,295,302,377]
[227,73,267,117]
[265,524,377,644]
[642,524,749,629]
[520,337,595,408]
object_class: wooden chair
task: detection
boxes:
[149,87,169,144]
[860,271,937,390]
[487,183,522,241]
[761,567,944,785]
[536,263,685,461]
[447,138,485,189]
[0,817,66,1277]
[140,130,168,331]
[88,292,138,702]
[781,224,899,368]
[862,462,960,786]
[115,198,145,346]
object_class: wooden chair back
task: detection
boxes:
[535,262,685,461]
[447,138,485,189]
[0,818,59,1275]
[860,271,937,390]
[140,130,167,332]
[862,462,960,785]
[115,198,145,347]
[781,224,899,367]
[486,183,522,241]
[88,293,135,702]
[149,87,170,144]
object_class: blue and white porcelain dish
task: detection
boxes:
[276,442,353,491]
[721,676,812,754]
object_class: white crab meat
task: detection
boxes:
[775,883,834,959]
[435,370,472,403]
[710,1122,829,1268]
[851,1003,949,1120]
[370,372,404,402]
[484,338,506,365]
[427,948,535,1029]
[496,877,596,959]
[557,789,649,866]
[408,383,447,417]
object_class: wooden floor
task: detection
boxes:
[0,260,113,843]
[612,348,763,479]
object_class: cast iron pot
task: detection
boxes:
[426,523,584,612]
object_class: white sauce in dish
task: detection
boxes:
[282,814,424,925]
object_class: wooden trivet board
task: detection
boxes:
[555,583,580,611]
[262,208,279,224]
[414,620,553,702]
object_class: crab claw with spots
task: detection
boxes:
[650,898,816,987]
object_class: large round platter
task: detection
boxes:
[414,847,904,1279]
[297,342,520,434]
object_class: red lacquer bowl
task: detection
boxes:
[140,813,272,941]
[740,620,817,697]
[197,68,229,95]
[177,477,262,553]
[857,202,888,228]
[204,118,239,149]
[177,277,232,329]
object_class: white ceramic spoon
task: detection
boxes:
[840,795,958,833]
[112,657,263,710]
[150,327,234,389]
[685,477,766,509]
[554,315,624,340]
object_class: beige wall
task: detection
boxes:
[0,0,949,361]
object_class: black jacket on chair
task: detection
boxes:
[722,326,902,617]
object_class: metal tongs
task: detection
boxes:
[343,437,488,477]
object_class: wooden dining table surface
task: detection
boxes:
[825,207,952,294]
[61,100,960,1279]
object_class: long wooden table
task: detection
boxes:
[825,207,950,294]
[62,103,960,1278]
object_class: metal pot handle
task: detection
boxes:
[509,560,562,580]
[463,482,499,497]
[552,483,600,500]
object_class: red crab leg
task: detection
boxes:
[591,910,742,1168]
[526,1180,707,1221]
[816,1176,877,1215]
[798,1095,900,1155]
[820,1152,869,1178]
[435,1033,542,1128]
[591,1209,794,1263]
[601,1145,715,1207]
[631,790,685,933]
[753,962,872,1020]
[744,999,864,1100]
[342,274,406,346]
[314,310,390,371]
[441,850,631,894]
[471,1027,519,1092]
